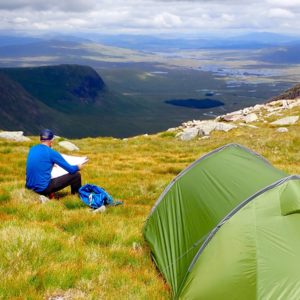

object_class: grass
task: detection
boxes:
[0,105,299,299]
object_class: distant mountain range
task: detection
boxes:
[91,32,300,51]
[0,32,300,67]
[3,32,298,50]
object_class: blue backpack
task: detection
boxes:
[79,184,122,209]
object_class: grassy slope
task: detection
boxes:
[1,65,105,108]
[0,105,299,299]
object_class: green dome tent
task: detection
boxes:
[144,144,300,299]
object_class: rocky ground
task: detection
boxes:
[171,98,300,141]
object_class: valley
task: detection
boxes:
[0,35,299,138]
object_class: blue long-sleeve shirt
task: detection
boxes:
[26,144,79,192]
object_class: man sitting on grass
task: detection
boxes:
[26,129,83,199]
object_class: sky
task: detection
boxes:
[1,0,300,37]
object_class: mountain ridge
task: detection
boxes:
[1,64,106,107]
[0,64,110,136]
[0,72,60,133]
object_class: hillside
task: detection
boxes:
[1,64,106,108]
[269,83,300,102]
[0,64,137,137]
[0,73,60,133]
[0,96,299,298]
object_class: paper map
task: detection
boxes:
[51,154,88,179]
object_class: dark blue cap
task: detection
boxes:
[40,129,54,141]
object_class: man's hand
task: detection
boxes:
[77,164,83,170]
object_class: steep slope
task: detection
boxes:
[0,73,60,133]
[1,64,106,111]
[0,65,110,136]
[0,64,145,138]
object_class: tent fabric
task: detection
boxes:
[280,179,300,216]
[143,144,290,298]
[180,176,300,300]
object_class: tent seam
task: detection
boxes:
[159,234,208,274]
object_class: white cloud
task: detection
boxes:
[0,0,299,35]
[153,13,182,28]
[266,0,300,8]
[0,0,97,12]
[268,8,295,18]
[221,13,235,22]
[13,17,28,24]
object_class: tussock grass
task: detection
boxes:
[0,107,299,299]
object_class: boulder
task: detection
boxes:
[271,116,299,126]
[196,121,236,136]
[0,131,30,142]
[177,128,199,141]
[179,121,237,140]
[244,113,258,123]
[214,122,237,132]
[58,141,79,151]
[253,104,265,111]
[196,121,219,136]
[276,127,289,133]
[220,112,243,122]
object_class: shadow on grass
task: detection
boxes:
[57,192,86,210]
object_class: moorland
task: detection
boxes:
[0,101,299,299]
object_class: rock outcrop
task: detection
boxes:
[58,141,79,151]
[173,98,300,141]
[271,116,299,126]
[176,121,237,141]
[0,131,31,142]
[276,127,289,133]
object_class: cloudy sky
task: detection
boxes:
[1,0,300,36]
